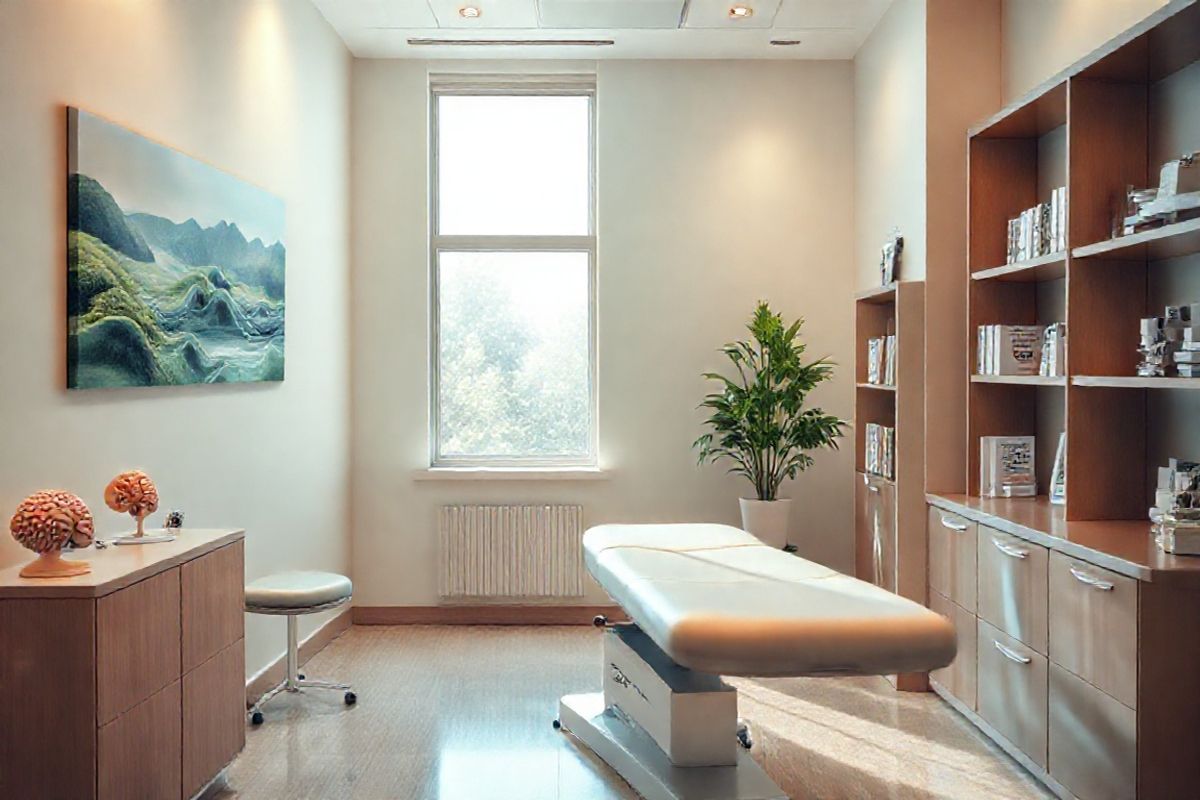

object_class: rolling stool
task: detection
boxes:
[245,570,356,725]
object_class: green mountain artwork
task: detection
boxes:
[67,109,285,389]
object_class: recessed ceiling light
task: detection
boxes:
[770,39,802,46]
[459,5,481,19]
[729,5,754,19]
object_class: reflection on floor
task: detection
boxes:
[219,626,1052,800]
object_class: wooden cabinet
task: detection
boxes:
[977,619,1048,769]
[977,526,1048,653]
[0,530,245,800]
[1048,552,1137,709]
[928,506,977,611]
[1048,663,1136,800]
[928,589,977,710]
[855,473,896,592]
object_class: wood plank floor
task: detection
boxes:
[218,626,1052,800]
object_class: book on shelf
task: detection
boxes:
[864,422,895,480]
[1006,187,1066,264]
[865,335,897,386]
[976,324,1045,376]
[1039,323,1066,377]
[980,435,1036,498]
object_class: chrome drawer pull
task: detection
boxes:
[867,484,881,494]
[991,538,1028,559]
[994,640,1032,665]
[1069,566,1114,591]
[939,515,969,532]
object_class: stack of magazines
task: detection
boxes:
[980,436,1036,498]
[865,422,895,480]
[1006,186,1066,263]
[866,335,897,386]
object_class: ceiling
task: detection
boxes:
[313,0,893,60]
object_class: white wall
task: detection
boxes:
[351,59,857,606]
[0,0,353,679]
[1001,0,1169,102]
[854,0,927,290]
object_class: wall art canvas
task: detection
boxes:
[67,108,285,389]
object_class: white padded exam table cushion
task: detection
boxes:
[586,524,956,677]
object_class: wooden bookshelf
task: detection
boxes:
[971,251,1066,283]
[1073,217,1200,261]
[970,374,1066,387]
[1071,376,1200,389]
[854,281,925,691]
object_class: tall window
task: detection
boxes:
[431,76,596,467]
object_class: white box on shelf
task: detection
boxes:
[981,435,1037,498]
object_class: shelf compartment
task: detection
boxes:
[972,375,1066,386]
[1072,376,1200,389]
[1072,218,1200,262]
[855,282,897,304]
[972,252,1067,283]
[856,382,897,392]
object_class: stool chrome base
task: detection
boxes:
[247,613,356,725]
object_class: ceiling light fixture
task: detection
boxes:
[407,38,615,47]
[769,39,802,46]
[729,5,754,19]
[458,5,481,19]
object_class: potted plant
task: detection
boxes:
[694,302,847,549]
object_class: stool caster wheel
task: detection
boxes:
[298,673,305,680]
[552,718,562,730]
[592,615,608,628]
[344,691,357,706]
[250,711,264,726]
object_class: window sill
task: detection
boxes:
[413,467,610,482]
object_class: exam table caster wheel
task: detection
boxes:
[552,719,562,730]
[298,673,305,680]
[592,615,608,628]
[736,723,753,750]
[344,691,357,706]
[250,710,264,726]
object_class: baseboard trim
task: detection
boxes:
[352,604,626,626]
[244,606,353,705]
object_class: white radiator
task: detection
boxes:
[438,504,586,600]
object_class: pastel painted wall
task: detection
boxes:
[0,0,352,680]
[351,59,857,606]
[1001,0,1170,101]
[853,0,928,291]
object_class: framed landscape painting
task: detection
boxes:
[67,108,285,389]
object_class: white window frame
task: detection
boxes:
[429,74,598,469]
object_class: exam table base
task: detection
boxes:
[558,693,787,800]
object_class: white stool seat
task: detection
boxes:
[245,570,352,611]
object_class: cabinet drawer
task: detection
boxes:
[929,590,977,710]
[183,639,245,798]
[1048,552,1137,708]
[977,527,1048,653]
[97,569,182,724]
[98,681,181,800]
[928,506,977,612]
[1048,663,1135,800]
[978,619,1048,769]
[181,541,245,672]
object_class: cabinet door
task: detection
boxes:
[977,526,1048,653]
[928,506,977,611]
[98,681,182,800]
[97,569,182,724]
[181,541,245,672]
[1048,663,1135,800]
[859,475,896,591]
[929,590,977,710]
[1048,553,1137,708]
[978,619,1048,769]
[183,640,245,798]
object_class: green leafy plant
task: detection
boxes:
[694,302,847,501]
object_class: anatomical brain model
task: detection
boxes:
[104,470,159,537]
[9,490,95,578]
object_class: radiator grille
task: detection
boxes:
[438,504,585,600]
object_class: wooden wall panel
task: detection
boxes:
[0,598,97,800]
[969,138,1038,271]
[1066,386,1147,520]
[98,681,181,800]
[97,568,181,725]
[181,540,244,673]
[1067,259,1147,376]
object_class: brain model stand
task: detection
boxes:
[105,470,172,545]
[9,490,96,578]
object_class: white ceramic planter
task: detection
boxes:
[739,498,792,549]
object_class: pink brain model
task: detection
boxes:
[9,490,95,554]
[104,470,159,520]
